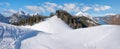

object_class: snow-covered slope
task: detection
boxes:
[21,15,72,33]
[21,15,120,49]
[0,22,40,49]
[1,15,120,49]
[21,25,120,49]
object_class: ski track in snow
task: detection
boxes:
[0,22,40,49]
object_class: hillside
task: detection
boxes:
[94,14,120,25]
[21,19,120,49]
[0,22,40,49]
[13,10,99,29]
[104,14,120,25]
[0,15,120,49]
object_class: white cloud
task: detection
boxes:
[93,5,111,11]
[26,2,81,13]
[25,2,85,13]
[101,5,111,10]
[25,6,45,13]
[0,2,10,6]
[25,2,111,14]
[44,2,57,12]
[82,6,91,12]
[105,13,116,15]
[3,9,16,13]
[58,3,80,12]
[26,2,58,13]
[45,2,57,7]
[1,9,16,17]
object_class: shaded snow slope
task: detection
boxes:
[0,22,40,49]
[21,21,120,49]
[0,13,10,23]
[21,15,72,33]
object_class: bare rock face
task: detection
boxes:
[104,14,120,25]
[55,10,99,29]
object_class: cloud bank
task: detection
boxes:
[25,2,111,13]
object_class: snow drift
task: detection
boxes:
[21,16,120,49]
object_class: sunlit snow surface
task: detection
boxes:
[21,16,120,49]
[0,15,120,49]
[0,22,39,49]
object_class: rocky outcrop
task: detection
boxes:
[55,10,99,29]
[104,14,120,25]
[9,10,99,29]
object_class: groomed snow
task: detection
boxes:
[21,16,120,49]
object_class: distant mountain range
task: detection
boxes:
[0,10,120,29]
[94,14,120,25]
[0,13,10,23]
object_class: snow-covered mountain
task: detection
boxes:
[75,11,94,20]
[75,11,90,16]
[0,10,30,24]
[0,15,120,49]
[9,10,99,29]
[0,13,10,23]
[104,14,120,25]
[9,10,30,24]
[94,17,108,25]
[75,11,99,25]
[94,14,120,25]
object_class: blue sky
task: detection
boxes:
[0,0,120,16]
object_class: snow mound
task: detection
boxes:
[21,25,120,49]
[22,15,72,33]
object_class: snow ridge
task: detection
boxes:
[22,15,72,33]
[21,15,120,49]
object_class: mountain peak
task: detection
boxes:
[75,11,89,16]
[17,10,26,15]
